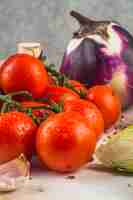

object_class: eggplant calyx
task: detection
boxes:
[70,10,93,26]
[70,10,110,40]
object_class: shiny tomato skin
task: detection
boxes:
[44,86,79,103]
[0,54,49,98]
[0,111,37,164]
[64,99,104,139]
[36,111,96,172]
[87,85,121,128]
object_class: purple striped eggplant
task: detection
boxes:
[60,11,133,109]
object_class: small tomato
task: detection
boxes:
[0,54,49,98]
[64,99,104,139]
[44,86,79,103]
[87,85,121,128]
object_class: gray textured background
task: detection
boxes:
[0,0,133,66]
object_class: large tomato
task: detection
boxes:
[36,111,96,172]
[87,85,121,128]
[44,86,79,103]
[0,111,37,164]
[0,54,49,98]
[64,99,104,139]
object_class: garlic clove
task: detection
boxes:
[0,154,30,192]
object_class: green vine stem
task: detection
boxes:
[25,103,62,113]
[45,64,87,98]
[8,91,33,100]
[0,94,22,113]
[1,102,10,113]
[0,92,63,124]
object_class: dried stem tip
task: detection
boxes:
[70,10,93,25]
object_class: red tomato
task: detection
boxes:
[48,74,56,86]
[0,54,49,98]
[0,111,37,164]
[87,85,121,128]
[64,99,104,139]
[36,111,96,172]
[44,86,79,103]
[0,59,5,68]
